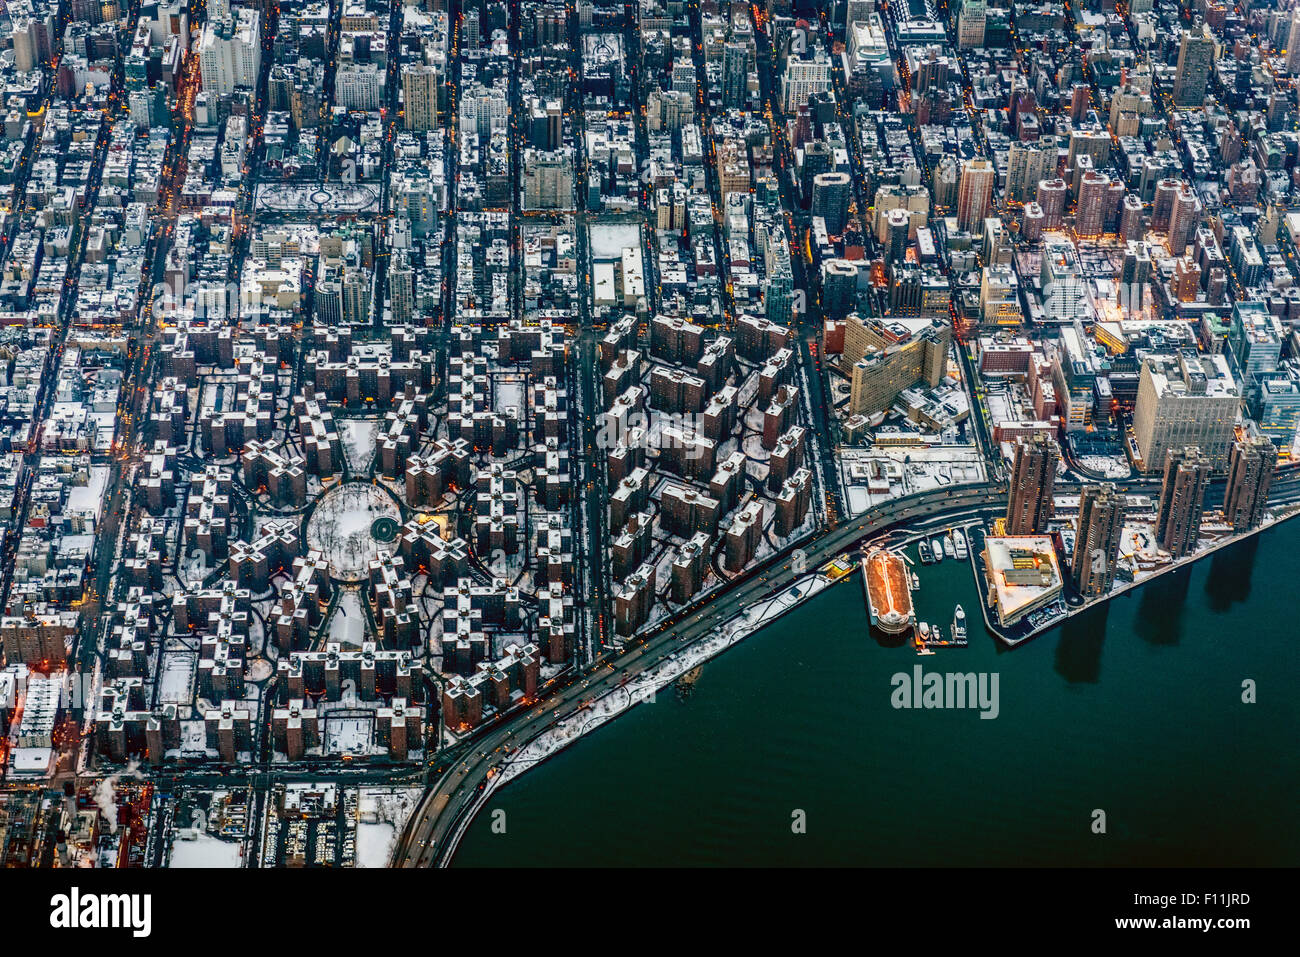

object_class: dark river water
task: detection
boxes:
[453,522,1299,866]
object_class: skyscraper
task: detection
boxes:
[1132,353,1241,473]
[1166,182,1200,256]
[1071,485,1126,597]
[402,65,439,131]
[1119,193,1145,244]
[1074,170,1110,238]
[1222,436,1275,531]
[1005,140,1054,205]
[820,258,858,320]
[1172,23,1215,108]
[1286,9,1300,76]
[1036,178,1068,228]
[198,8,262,96]
[957,158,995,232]
[933,155,960,209]
[801,139,833,201]
[389,254,414,325]
[766,263,794,326]
[722,42,748,109]
[1005,434,1059,535]
[957,0,987,49]
[884,208,911,263]
[811,171,853,235]
[1155,446,1211,558]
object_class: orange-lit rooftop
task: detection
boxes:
[863,548,914,634]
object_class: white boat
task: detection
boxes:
[943,535,956,559]
[931,536,946,561]
[952,529,969,560]
[918,540,934,563]
[951,605,968,643]
[918,621,932,641]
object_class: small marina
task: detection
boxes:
[855,497,1300,654]
[860,525,979,655]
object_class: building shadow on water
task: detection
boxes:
[1203,536,1258,613]
[1135,566,1192,646]
[871,627,910,650]
[1053,602,1109,684]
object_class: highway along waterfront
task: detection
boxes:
[450,518,1300,867]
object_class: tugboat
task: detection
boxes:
[918,539,934,564]
[931,535,946,562]
[951,605,968,645]
[952,528,969,560]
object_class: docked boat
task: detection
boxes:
[943,535,956,559]
[952,529,969,560]
[951,605,968,644]
[918,539,934,564]
[931,536,946,561]
[910,571,920,589]
[918,622,932,641]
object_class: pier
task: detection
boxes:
[970,504,1300,647]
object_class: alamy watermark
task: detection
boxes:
[594,410,712,459]
[890,666,1000,719]
[49,888,152,937]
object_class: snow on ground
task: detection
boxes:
[325,715,374,755]
[841,445,986,512]
[341,418,380,472]
[355,787,422,868]
[307,482,401,579]
[1078,454,1131,479]
[169,831,244,868]
[158,653,196,704]
[493,375,527,414]
[66,466,111,525]
[172,720,208,754]
[329,589,367,646]
[356,823,394,868]
[178,550,209,586]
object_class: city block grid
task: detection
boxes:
[0,0,1297,871]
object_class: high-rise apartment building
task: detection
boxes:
[956,158,994,232]
[198,8,261,96]
[811,171,852,235]
[957,0,987,49]
[1222,436,1275,531]
[1071,485,1126,597]
[1287,9,1300,75]
[843,317,950,417]
[402,65,439,130]
[1172,23,1215,108]
[1005,140,1055,205]
[1155,446,1211,558]
[1166,182,1200,256]
[1005,433,1059,535]
[1074,170,1111,238]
